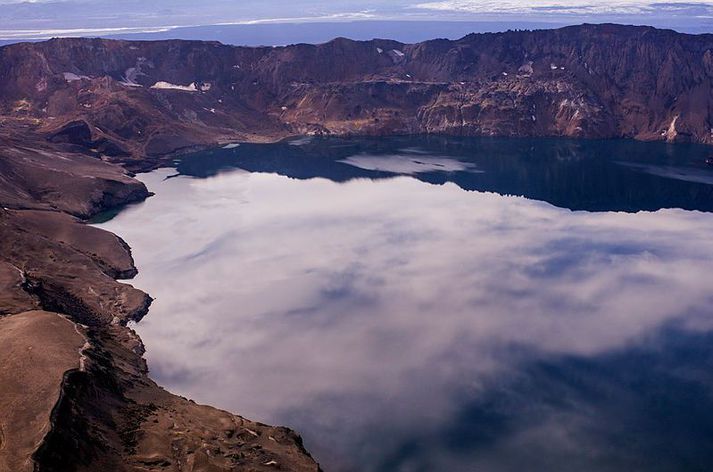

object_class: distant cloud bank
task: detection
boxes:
[415,0,713,15]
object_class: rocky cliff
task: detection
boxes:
[1,23,712,169]
[0,145,320,471]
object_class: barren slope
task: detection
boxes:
[0,145,319,471]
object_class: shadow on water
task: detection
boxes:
[177,135,713,213]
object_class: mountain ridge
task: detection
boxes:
[2,23,712,171]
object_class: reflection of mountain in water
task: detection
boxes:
[177,136,713,213]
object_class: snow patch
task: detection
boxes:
[150,81,198,92]
[63,72,89,82]
[665,115,679,141]
[376,47,384,54]
[119,80,142,87]
[392,49,405,57]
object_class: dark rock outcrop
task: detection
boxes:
[0,141,149,217]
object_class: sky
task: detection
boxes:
[0,0,711,41]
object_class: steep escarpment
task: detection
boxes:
[0,311,86,472]
[0,145,320,471]
[0,23,712,168]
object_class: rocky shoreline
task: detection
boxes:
[0,141,320,471]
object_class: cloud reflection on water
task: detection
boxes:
[100,167,713,471]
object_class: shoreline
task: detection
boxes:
[0,141,321,471]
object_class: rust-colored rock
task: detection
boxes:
[0,24,711,168]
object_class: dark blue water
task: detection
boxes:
[176,136,713,213]
[100,136,713,472]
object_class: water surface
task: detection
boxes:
[98,136,713,471]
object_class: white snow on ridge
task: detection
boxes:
[150,81,198,92]
[63,72,89,82]
[119,81,142,87]
[392,49,405,57]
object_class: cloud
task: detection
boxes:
[2,0,713,42]
[0,25,178,40]
[413,0,713,16]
